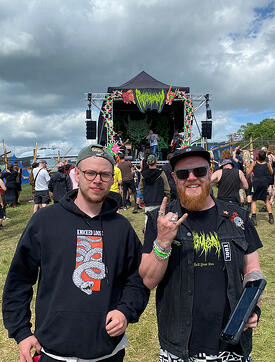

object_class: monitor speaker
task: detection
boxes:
[86,121,96,139]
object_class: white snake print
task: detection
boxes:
[72,236,106,295]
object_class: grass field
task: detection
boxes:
[0,185,274,361]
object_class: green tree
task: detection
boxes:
[238,118,275,138]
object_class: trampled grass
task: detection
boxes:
[0,185,274,361]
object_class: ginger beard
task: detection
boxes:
[176,176,211,211]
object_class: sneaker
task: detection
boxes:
[122,207,127,211]
[251,215,257,226]
[259,206,267,212]
[269,214,274,225]
[132,205,138,214]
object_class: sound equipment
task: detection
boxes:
[201,121,212,139]
[86,121,96,139]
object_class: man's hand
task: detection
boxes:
[106,310,128,337]
[19,335,41,362]
[243,312,259,331]
[157,197,188,250]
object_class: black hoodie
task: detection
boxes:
[2,190,149,359]
[140,168,170,206]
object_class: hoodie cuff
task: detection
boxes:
[14,328,33,344]
[116,305,132,323]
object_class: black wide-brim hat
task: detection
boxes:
[170,145,211,170]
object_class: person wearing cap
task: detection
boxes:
[139,154,170,226]
[48,162,72,203]
[3,144,149,362]
[32,160,51,213]
[210,159,248,206]
[139,145,263,362]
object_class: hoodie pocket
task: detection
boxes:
[38,310,120,359]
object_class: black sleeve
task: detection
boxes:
[116,226,150,323]
[142,210,158,254]
[66,175,73,192]
[48,176,54,192]
[244,215,263,254]
[2,215,41,343]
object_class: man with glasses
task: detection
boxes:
[139,145,263,362]
[3,144,149,362]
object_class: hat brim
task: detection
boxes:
[170,150,210,170]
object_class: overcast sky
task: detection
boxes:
[1,0,274,156]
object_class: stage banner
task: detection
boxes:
[134,88,167,113]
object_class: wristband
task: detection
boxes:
[154,239,170,252]
[153,241,171,260]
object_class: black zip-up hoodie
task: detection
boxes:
[2,190,149,359]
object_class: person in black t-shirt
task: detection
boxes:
[211,159,248,206]
[139,145,264,362]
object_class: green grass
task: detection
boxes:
[0,185,274,361]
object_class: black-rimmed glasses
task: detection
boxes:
[174,166,209,180]
[78,169,114,182]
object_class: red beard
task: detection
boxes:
[177,181,210,211]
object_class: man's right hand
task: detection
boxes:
[157,197,188,250]
[19,335,42,362]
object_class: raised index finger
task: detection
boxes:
[159,197,168,215]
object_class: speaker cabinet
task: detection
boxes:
[86,121,96,139]
[201,121,212,139]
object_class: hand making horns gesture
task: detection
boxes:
[156,197,188,250]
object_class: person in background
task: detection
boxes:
[139,145,263,362]
[4,164,18,207]
[109,155,123,211]
[211,159,248,206]
[48,162,72,203]
[162,153,178,201]
[117,153,138,213]
[245,150,274,225]
[267,147,275,205]
[0,173,7,229]
[139,154,170,226]
[33,160,51,214]
[69,166,78,189]
[146,129,159,156]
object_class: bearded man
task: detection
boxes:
[139,146,264,362]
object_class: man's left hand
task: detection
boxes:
[244,312,258,331]
[106,310,128,337]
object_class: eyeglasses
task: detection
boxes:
[79,169,114,182]
[174,166,209,180]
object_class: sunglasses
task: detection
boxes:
[174,166,209,180]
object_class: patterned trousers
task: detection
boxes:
[159,349,253,362]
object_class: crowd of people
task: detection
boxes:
[0,137,273,361]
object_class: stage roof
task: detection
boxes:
[107,71,190,93]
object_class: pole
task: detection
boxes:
[33,142,37,162]
[2,139,8,171]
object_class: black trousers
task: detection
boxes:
[122,179,136,207]
[37,349,125,361]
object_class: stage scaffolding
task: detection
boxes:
[85,92,211,146]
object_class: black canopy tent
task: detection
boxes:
[98,71,190,152]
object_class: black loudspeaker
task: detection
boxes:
[201,121,212,139]
[86,109,91,119]
[86,121,96,139]
[206,109,212,119]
